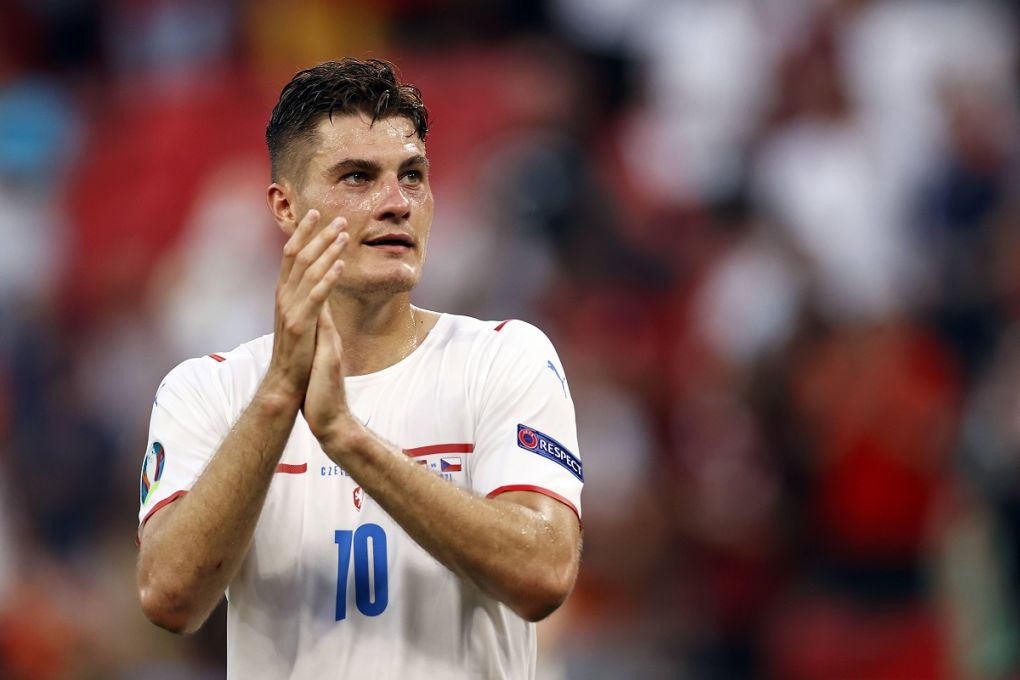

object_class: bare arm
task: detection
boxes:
[305,309,582,622]
[137,386,301,633]
[137,210,349,633]
[329,425,580,621]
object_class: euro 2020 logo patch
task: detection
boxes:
[140,441,166,506]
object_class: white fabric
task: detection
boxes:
[137,313,583,680]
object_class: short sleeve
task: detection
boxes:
[469,321,583,519]
[137,357,232,533]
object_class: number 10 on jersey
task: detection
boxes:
[335,524,389,620]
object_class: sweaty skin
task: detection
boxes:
[137,113,582,634]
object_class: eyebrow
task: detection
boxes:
[401,154,430,171]
[326,158,381,178]
[325,154,429,179]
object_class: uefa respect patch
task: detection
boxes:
[516,425,583,482]
[140,441,166,506]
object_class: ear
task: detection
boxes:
[267,182,299,235]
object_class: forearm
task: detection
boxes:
[322,423,580,621]
[138,381,299,633]
[138,210,350,633]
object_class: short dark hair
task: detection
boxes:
[266,58,430,182]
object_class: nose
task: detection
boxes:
[374,174,412,223]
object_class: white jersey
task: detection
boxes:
[137,313,583,680]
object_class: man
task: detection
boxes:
[135,58,583,679]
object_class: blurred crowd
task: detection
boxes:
[0,0,1019,678]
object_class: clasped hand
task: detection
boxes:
[264,209,356,444]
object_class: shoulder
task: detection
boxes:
[157,334,272,403]
[440,314,557,356]
[487,319,561,373]
[436,315,563,394]
[489,318,557,352]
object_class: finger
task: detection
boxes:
[294,232,349,304]
[291,228,349,317]
[314,305,342,375]
[319,302,343,354]
[285,216,347,290]
[279,209,321,285]
[316,305,333,344]
[298,253,346,320]
[321,302,343,356]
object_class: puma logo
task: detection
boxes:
[546,360,567,398]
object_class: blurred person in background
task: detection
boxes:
[1,0,1018,678]
[135,58,584,679]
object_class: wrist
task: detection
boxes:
[255,373,304,416]
[316,413,369,453]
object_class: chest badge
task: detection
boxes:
[353,486,365,512]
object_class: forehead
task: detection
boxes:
[309,113,425,165]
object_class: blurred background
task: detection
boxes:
[0,0,1018,678]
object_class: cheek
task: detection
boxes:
[302,190,373,235]
[415,197,434,245]
[298,183,330,208]
[415,190,435,223]
[301,183,361,212]
[418,225,432,267]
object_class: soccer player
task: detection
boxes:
[135,59,583,679]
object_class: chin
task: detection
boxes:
[373,277,418,295]
[341,271,420,297]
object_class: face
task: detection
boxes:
[274,112,434,298]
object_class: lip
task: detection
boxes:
[362,232,416,250]
[364,243,413,255]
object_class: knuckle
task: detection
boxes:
[301,269,322,288]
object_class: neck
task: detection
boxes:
[327,292,422,377]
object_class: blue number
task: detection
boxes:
[333,529,354,620]
[334,524,388,620]
[353,524,388,616]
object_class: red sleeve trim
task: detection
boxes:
[136,490,188,545]
[209,353,226,362]
[493,320,514,332]
[486,484,581,525]
[404,443,475,457]
[275,463,307,474]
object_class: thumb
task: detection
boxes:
[316,305,343,371]
[319,305,342,350]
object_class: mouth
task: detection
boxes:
[363,233,415,252]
